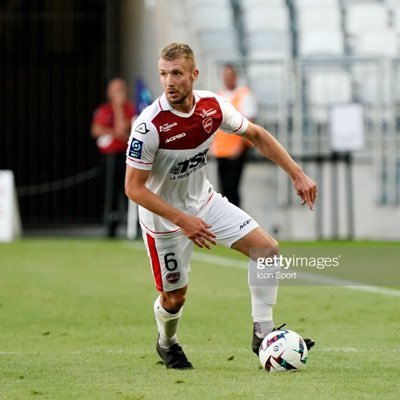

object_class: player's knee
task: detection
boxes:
[269,238,279,256]
[256,236,279,259]
[161,291,186,313]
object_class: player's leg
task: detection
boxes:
[232,226,315,354]
[197,194,275,351]
[155,285,187,349]
[143,230,194,369]
[231,227,279,354]
[154,285,193,369]
[199,194,314,356]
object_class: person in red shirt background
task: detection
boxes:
[91,78,136,237]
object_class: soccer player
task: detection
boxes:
[125,43,317,369]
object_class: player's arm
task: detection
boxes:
[242,122,317,210]
[125,166,216,249]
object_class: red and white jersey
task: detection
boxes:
[126,90,248,234]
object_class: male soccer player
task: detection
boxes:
[125,43,317,369]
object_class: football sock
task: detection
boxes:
[253,321,274,339]
[154,296,182,349]
[249,283,278,339]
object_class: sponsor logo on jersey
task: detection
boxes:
[170,149,209,180]
[202,117,213,133]
[128,139,144,159]
[165,132,187,143]
[135,122,149,134]
[166,272,180,284]
[159,122,178,132]
[200,108,217,118]
[239,218,252,230]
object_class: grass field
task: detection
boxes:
[1,238,399,400]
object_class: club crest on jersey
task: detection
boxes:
[128,139,143,159]
[202,117,213,133]
[135,122,149,134]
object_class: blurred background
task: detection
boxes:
[1,0,400,241]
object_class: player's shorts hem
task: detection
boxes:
[227,223,259,248]
[198,192,260,248]
[140,220,182,236]
[156,280,189,293]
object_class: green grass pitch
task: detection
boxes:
[1,238,399,400]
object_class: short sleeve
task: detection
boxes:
[216,95,249,135]
[126,118,159,171]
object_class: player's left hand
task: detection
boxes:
[292,172,317,210]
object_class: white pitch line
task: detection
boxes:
[127,241,400,298]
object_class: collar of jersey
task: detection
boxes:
[159,92,200,118]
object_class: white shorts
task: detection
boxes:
[142,192,259,292]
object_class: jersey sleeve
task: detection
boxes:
[126,117,159,171]
[216,94,249,135]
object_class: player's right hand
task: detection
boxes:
[178,215,217,249]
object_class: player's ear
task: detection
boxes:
[192,68,199,82]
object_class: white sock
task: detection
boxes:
[249,283,278,338]
[154,296,182,349]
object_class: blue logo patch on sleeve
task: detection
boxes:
[129,139,143,159]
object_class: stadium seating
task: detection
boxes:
[354,29,398,58]
[307,69,353,123]
[308,70,352,105]
[198,30,240,60]
[298,30,344,57]
[385,0,400,9]
[191,7,233,30]
[246,31,291,59]
[391,7,400,33]
[345,3,389,35]
[188,0,231,7]
[248,63,291,106]
[189,0,240,60]
[241,1,291,59]
[294,0,344,58]
[294,0,339,7]
[243,7,289,32]
[297,7,342,31]
[241,0,286,7]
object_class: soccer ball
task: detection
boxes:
[259,329,308,372]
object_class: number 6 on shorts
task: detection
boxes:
[144,232,193,292]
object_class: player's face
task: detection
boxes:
[158,57,199,112]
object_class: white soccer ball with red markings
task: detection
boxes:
[259,329,308,372]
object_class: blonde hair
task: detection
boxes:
[160,43,196,70]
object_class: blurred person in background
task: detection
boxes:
[211,64,257,207]
[91,78,136,238]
